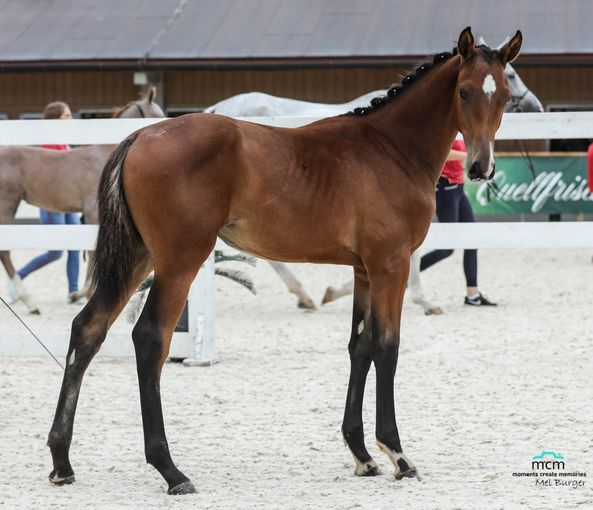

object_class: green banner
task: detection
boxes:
[465,155,593,214]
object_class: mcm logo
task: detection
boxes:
[532,451,565,470]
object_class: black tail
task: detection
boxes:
[92,133,142,304]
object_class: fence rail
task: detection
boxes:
[1,111,592,360]
[3,111,593,145]
[1,223,592,251]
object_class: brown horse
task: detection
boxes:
[0,88,164,313]
[48,27,522,494]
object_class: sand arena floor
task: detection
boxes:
[0,248,592,509]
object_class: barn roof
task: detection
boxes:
[0,0,591,69]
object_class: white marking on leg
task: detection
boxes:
[353,456,380,476]
[343,432,380,475]
[357,320,364,335]
[12,274,39,313]
[377,441,417,479]
[482,74,497,100]
[49,471,73,484]
[67,349,76,366]
[12,274,26,296]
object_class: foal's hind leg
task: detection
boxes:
[342,269,379,475]
[368,254,418,480]
[131,252,209,495]
[48,250,151,485]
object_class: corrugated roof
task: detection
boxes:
[0,0,591,65]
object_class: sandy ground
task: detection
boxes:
[0,248,592,509]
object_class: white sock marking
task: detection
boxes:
[378,441,417,478]
[353,457,379,476]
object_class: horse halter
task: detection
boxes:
[133,101,146,118]
[507,89,530,113]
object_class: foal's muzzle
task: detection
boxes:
[468,161,496,182]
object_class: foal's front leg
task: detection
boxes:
[342,270,379,475]
[369,257,419,480]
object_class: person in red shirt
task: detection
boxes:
[15,101,82,304]
[420,139,497,306]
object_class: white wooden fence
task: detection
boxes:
[1,112,592,362]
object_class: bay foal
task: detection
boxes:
[48,27,522,494]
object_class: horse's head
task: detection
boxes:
[114,86,166,118]
[455,27,522,181]
[504,63,544,113]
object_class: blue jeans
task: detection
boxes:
[18,210,80,293]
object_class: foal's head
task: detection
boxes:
[455,27,522,181]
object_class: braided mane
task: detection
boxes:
[346,48,459,116]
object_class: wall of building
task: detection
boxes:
[0,71,136,118]
[165,66,408,110]
[1,64,593,118]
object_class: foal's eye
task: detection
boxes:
[459,89,469,101]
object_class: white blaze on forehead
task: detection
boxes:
[482,74,497,100]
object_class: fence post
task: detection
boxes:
[183,253,217,366]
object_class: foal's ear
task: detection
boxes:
[499,30,522,64]
[457,26,475,61]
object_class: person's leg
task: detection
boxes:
[459,192,478,291]
[65,213,81,295]
[459,192,497,306]
[420,184,461,271]
[17,210,64,280]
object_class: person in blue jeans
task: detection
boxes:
[420,139,497,307]
[16,100,82,303]
[17,210,81,301]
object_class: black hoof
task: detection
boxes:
[395,468,420,481]
[361,465,381,477]
[355,460,381,477]
[168,480,196,495]
[297,298,317,310]
[49,470,75,485]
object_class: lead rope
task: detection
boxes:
[508,99,538,180]
[517,138,537,179]
[0,295,64,370]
